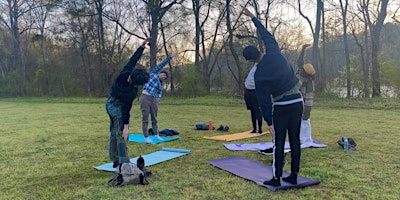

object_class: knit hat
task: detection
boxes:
[242,45,261,61]
[303,64,315,75]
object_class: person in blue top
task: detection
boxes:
[106,37,151,168]
[140,54,174,143]
[241,6,304,187]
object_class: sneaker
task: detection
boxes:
[112,161,119,168]
[250,130,257,133]
[144,137,153,144]
[217,125,224,131]
[155,134,164,140]
[263,178,281,187]
[258,148,273,155]
[223,126,229,131]
[257,130,263,134]
[282,173,298,184]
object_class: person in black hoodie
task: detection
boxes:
[242,7,304,187]
[106,37,150,167]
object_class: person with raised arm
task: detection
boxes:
[106,37,151,168]
[241,6,304,187]
[297,44,316,148]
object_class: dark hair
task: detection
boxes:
[242,45,261,61]
[160,70,169,78]
[130,69,149,86]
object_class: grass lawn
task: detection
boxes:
[0,96,399,200]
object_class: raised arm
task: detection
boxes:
[150,55,173,74]
[297,44,311,68]
[241,7,280,54]
[121,37,151,73]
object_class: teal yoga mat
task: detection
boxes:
[94,147,191,172]
[128,133,180,144]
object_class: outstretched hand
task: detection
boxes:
[141,37,151,47]
[241,6,255,18]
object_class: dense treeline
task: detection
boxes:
[0,0,399,98]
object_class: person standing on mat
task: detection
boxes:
[106,37,151,168]
[140,54,174,144]
[241,6,303,187]
[244,63,262,134]
[297,44,316,148]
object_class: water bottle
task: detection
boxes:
[343,137,349,151]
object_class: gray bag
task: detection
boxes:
[108,156,148,186]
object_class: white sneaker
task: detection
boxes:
[145,137,153,144]
[155,134,163,140]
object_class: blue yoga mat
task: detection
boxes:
[128,133,180,144]
[207,157,320,191]
[94,147,191,172]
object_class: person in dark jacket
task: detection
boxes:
[106,37,150,168]
[242,7,304,187]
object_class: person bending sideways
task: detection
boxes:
[106,38,150,168]
[241,6,304,187]
[140,54,175,144]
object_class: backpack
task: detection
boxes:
[108,156,149,186]
[159,128,180,136]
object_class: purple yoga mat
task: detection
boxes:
[224,140,327,151]
[207,157,320,191]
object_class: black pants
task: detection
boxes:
[244,89,262,131]
[272,101,303,179]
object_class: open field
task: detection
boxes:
[0,96,399,200]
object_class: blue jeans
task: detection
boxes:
[106,96,129,164]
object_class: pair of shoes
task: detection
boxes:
[282,173,298,184]
[217,125,229,131]
[258,148,273,155]
[145,137,153,144]
[263,178,281,187]
[155,134,164,140]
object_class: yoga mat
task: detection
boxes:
[224,140,327,151]
[94,147,191,172]
[207,157,320,191]
[128,133,180,144]
[203,130,268,141]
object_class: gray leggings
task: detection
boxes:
[140,94,159,136]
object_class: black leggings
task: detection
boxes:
[272,101,303,178]
[244,89,262,131]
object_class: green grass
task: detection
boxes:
[0,97,399,200]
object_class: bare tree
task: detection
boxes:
[362,0,389,97]
[339,0,352,97]
[298,0,324,92]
